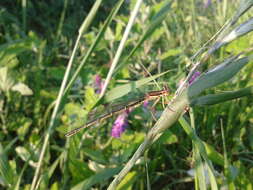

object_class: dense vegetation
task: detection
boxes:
[0,0,252,189]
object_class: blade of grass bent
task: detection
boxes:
[179,117,218,190]
[64,0,124,96]
[30,1,105,189]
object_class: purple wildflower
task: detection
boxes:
[143,100,149,108]
[203,0,222,8]
[189,71,201,85]
[204,0,212,8]
[111,111,129,138]
[94,75,104,94]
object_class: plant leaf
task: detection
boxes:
[104,70,170,102]
[191,86,253,106]
[189,55,253,97]
[0,67,14,92]
[209,17,253,54]
[11,82,33,96]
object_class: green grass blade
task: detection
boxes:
[231,0,253,25]
[14,156,30,190]
[21,0,27,32]
[104,70,170,102]
[209,17,253,54]
[179,116,218,190]
[203,143,224,166]
[78,0,103,35]
[30,0,107,189]
[64,0,124,95]
[100,0,145,96]
[56,0,68,40]
[191,86,253,106]
[189,55,253,97]
[193,146,207,190]
[0,143,14,186]
[116,0,172,72]
[117,171,138,190]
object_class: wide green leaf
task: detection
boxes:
[104,70,170,102]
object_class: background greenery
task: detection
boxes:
[0,0,252,189]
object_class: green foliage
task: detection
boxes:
[0,0,253,190]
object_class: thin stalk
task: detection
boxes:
[56,0,69,40]
[30,0,103,189]
[21,0,27,33]
[63,0,124,95]
[30,34,81,190]
[100,0,144,97]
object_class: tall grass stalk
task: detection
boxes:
[21,0,27,32]
[63,0,124,96]
[30,0,104,189]
[100,0,144,97]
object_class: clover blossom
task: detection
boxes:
[111,111,129,138]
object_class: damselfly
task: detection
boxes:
[65,86,170,137]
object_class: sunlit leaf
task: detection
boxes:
[0,67,14,92]
[105,70,170,102]
[12,82,33,96]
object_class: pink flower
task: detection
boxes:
[143,100,149,108]
[111,112,129,138]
